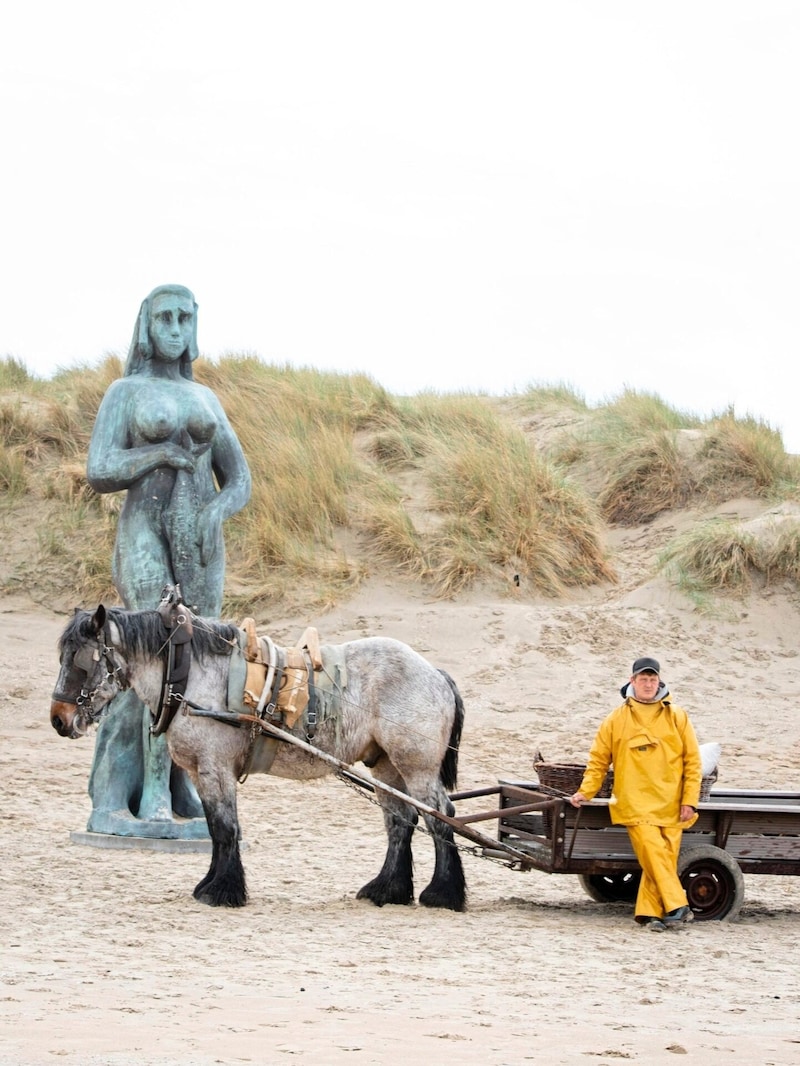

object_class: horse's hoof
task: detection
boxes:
[193,887,247,908]
[418,885,467,912]
[193,877,247,908]
[356,879,414,907]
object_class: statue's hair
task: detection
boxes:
[124,284,199,378]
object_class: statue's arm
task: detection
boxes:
[208,399,252,520]
[86,381,194,494]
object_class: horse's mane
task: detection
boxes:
[61,607,239,663]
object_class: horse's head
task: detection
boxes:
[50,605,128,738]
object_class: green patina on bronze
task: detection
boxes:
[85,285,251,838]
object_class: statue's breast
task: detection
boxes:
[132,383,217,446]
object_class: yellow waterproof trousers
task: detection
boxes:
[626,823,687,920]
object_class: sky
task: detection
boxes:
[2,1,799,450]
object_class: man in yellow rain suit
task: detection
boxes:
[570,657,702,931]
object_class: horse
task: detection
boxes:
[50,600,467,911]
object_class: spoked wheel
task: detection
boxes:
[578,870,642,903]
[678,844,745,922]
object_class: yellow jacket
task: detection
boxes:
[578,692,702,827]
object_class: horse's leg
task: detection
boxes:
[406,775,466,912]
[192,767,247,908]
[356,758,416,907]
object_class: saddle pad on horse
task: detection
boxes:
[227,621,346,732]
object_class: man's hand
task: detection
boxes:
[679,804,697,822]
[570,792,587,808]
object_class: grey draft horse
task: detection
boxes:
[50,604,467,911]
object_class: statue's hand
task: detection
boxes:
[161,442,195,473]
[191,440,213,459]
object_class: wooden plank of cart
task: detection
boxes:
[448,779,800,921]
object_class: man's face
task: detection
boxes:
[631,670,660,700]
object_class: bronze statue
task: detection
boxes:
[85,284,251,837]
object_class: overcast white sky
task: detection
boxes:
[3,2,799,449]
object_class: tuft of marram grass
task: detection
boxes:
[360,500,427,576]
[0,445,27,499]
[0,356,36,389]
[366,427,426,469]
[597,431,692,526]
[658,520,761,595]
[698,412,792,498]
[762,523,800,584]
[559,389,699,524]
[514,382,589,414]
[421,409,616,596]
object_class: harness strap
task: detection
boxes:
[151,592,195,737]
[305,650,318,740]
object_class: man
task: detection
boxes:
[570,657,702,931]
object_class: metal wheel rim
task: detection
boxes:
[682,861,736,920]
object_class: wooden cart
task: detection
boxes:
[256,723,799,922]
[449,780,800,921]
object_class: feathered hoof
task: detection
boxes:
[418,883,467,912]
[193,880,248,908]
[356,877,414,907]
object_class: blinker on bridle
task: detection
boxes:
[61,633,125,716]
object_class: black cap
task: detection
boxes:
[632,656,660,675]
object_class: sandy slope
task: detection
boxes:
[2,504,800,1064]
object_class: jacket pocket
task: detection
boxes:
[628,732,659,752]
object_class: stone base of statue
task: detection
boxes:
[70,808,212,852]
[70,828,213,853]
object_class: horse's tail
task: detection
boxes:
[437,669,464,791]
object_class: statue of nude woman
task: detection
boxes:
[85,284,251,837]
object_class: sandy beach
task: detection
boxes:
[2,499,800,1065]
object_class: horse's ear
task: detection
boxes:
[91,604,107,634]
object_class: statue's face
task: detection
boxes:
[149,292,195,361]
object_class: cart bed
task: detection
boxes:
[494,781,800,876]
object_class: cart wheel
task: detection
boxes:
[678,844,744,922]
[578,871,642,903]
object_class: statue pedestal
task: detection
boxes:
[70,830,212,853]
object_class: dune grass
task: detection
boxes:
[762,524,800,584]
[596,431,692,526]
[547,389,699,524]
[658,520,760,594]
[552,390,800,526]
[1,354,798,613]
[697,411,795,499]
[0,356,36,389]
[502,381,590,415]
[360,394,616,597]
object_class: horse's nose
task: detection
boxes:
[50,700,77,738]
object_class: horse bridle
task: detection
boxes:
[55,627,128,720]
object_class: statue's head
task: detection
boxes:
[125,284,199,378]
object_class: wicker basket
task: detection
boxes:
[699,768,717,800]
[534,762,613,798]
[534,761,717,801]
